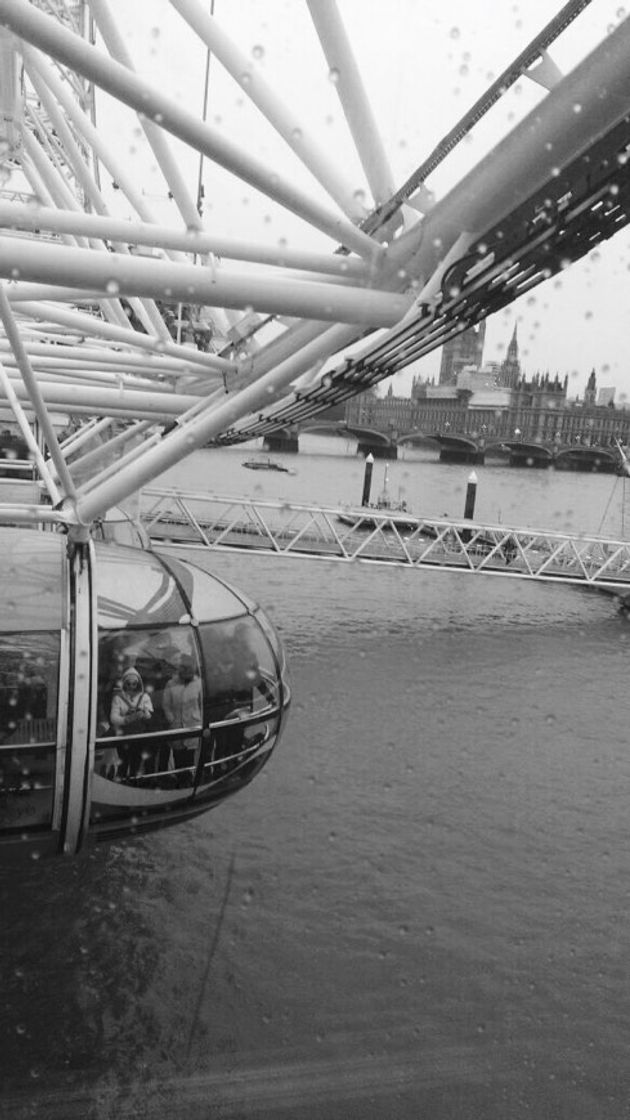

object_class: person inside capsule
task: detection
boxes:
[109,667,153,779]
[162,653,202,784]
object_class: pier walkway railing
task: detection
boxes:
[141,487,630,594]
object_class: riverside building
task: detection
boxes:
[345,327,630,449]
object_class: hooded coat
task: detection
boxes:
[110,668,153,735]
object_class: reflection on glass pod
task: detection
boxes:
[0,528,290,858]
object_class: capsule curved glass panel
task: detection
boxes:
[90,543,289,841]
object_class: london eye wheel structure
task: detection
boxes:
[1,0,630,856]
[0,0,626,527]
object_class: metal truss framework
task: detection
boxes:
[142,488,630,594]
[0,1,625,526]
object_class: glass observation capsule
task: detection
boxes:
[0,527,290,858]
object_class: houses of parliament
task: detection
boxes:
[345,322,630,451]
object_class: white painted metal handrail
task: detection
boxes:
[141,487,630,592]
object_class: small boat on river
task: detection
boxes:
[242,456,295,474]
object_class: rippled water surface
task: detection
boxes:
[3,443,630,1119]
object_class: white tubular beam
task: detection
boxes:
[0,285,77,498]
[169,0,365,222]
[5,380,198,417]
[0,201,369,279]
[0,356,202,385]
[0,363,60,503]
[0,504,64,524]
[228,306,367,385]
[23,137,136,333]
[76,326,367,521]
[22,129,89,245]
[75,427,163,494]
[0,0,381,260]
[0,337,212,378]
[59,416,115,456]
[89,0,205,234]
[63,419,154,477]
[23,42,234,341]
[0,236,410,326]
[6,284,116,303]
[23,45,162,229]
[161,384,228,427]
[25,47,175,345]
[25,54,109,223]
[12,300,238,374]
[306,0,395,206]
[0,27,23,162]
[20,150,71,234]
[231,321,360,399]
[1,369,164,393]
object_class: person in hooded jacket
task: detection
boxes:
[110,667,153,779]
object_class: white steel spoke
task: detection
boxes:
[169,0,367,221]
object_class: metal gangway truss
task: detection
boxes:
[141,487,630,594]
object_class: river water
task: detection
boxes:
[3,437,630,1119]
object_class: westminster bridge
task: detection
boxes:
[262,421,625,473]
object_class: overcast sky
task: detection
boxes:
[101,1,630,400]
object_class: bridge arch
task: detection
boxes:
[554,445,620,473]
[500,441,555,468]
[432,434,485,465]
[342,425,399,459]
